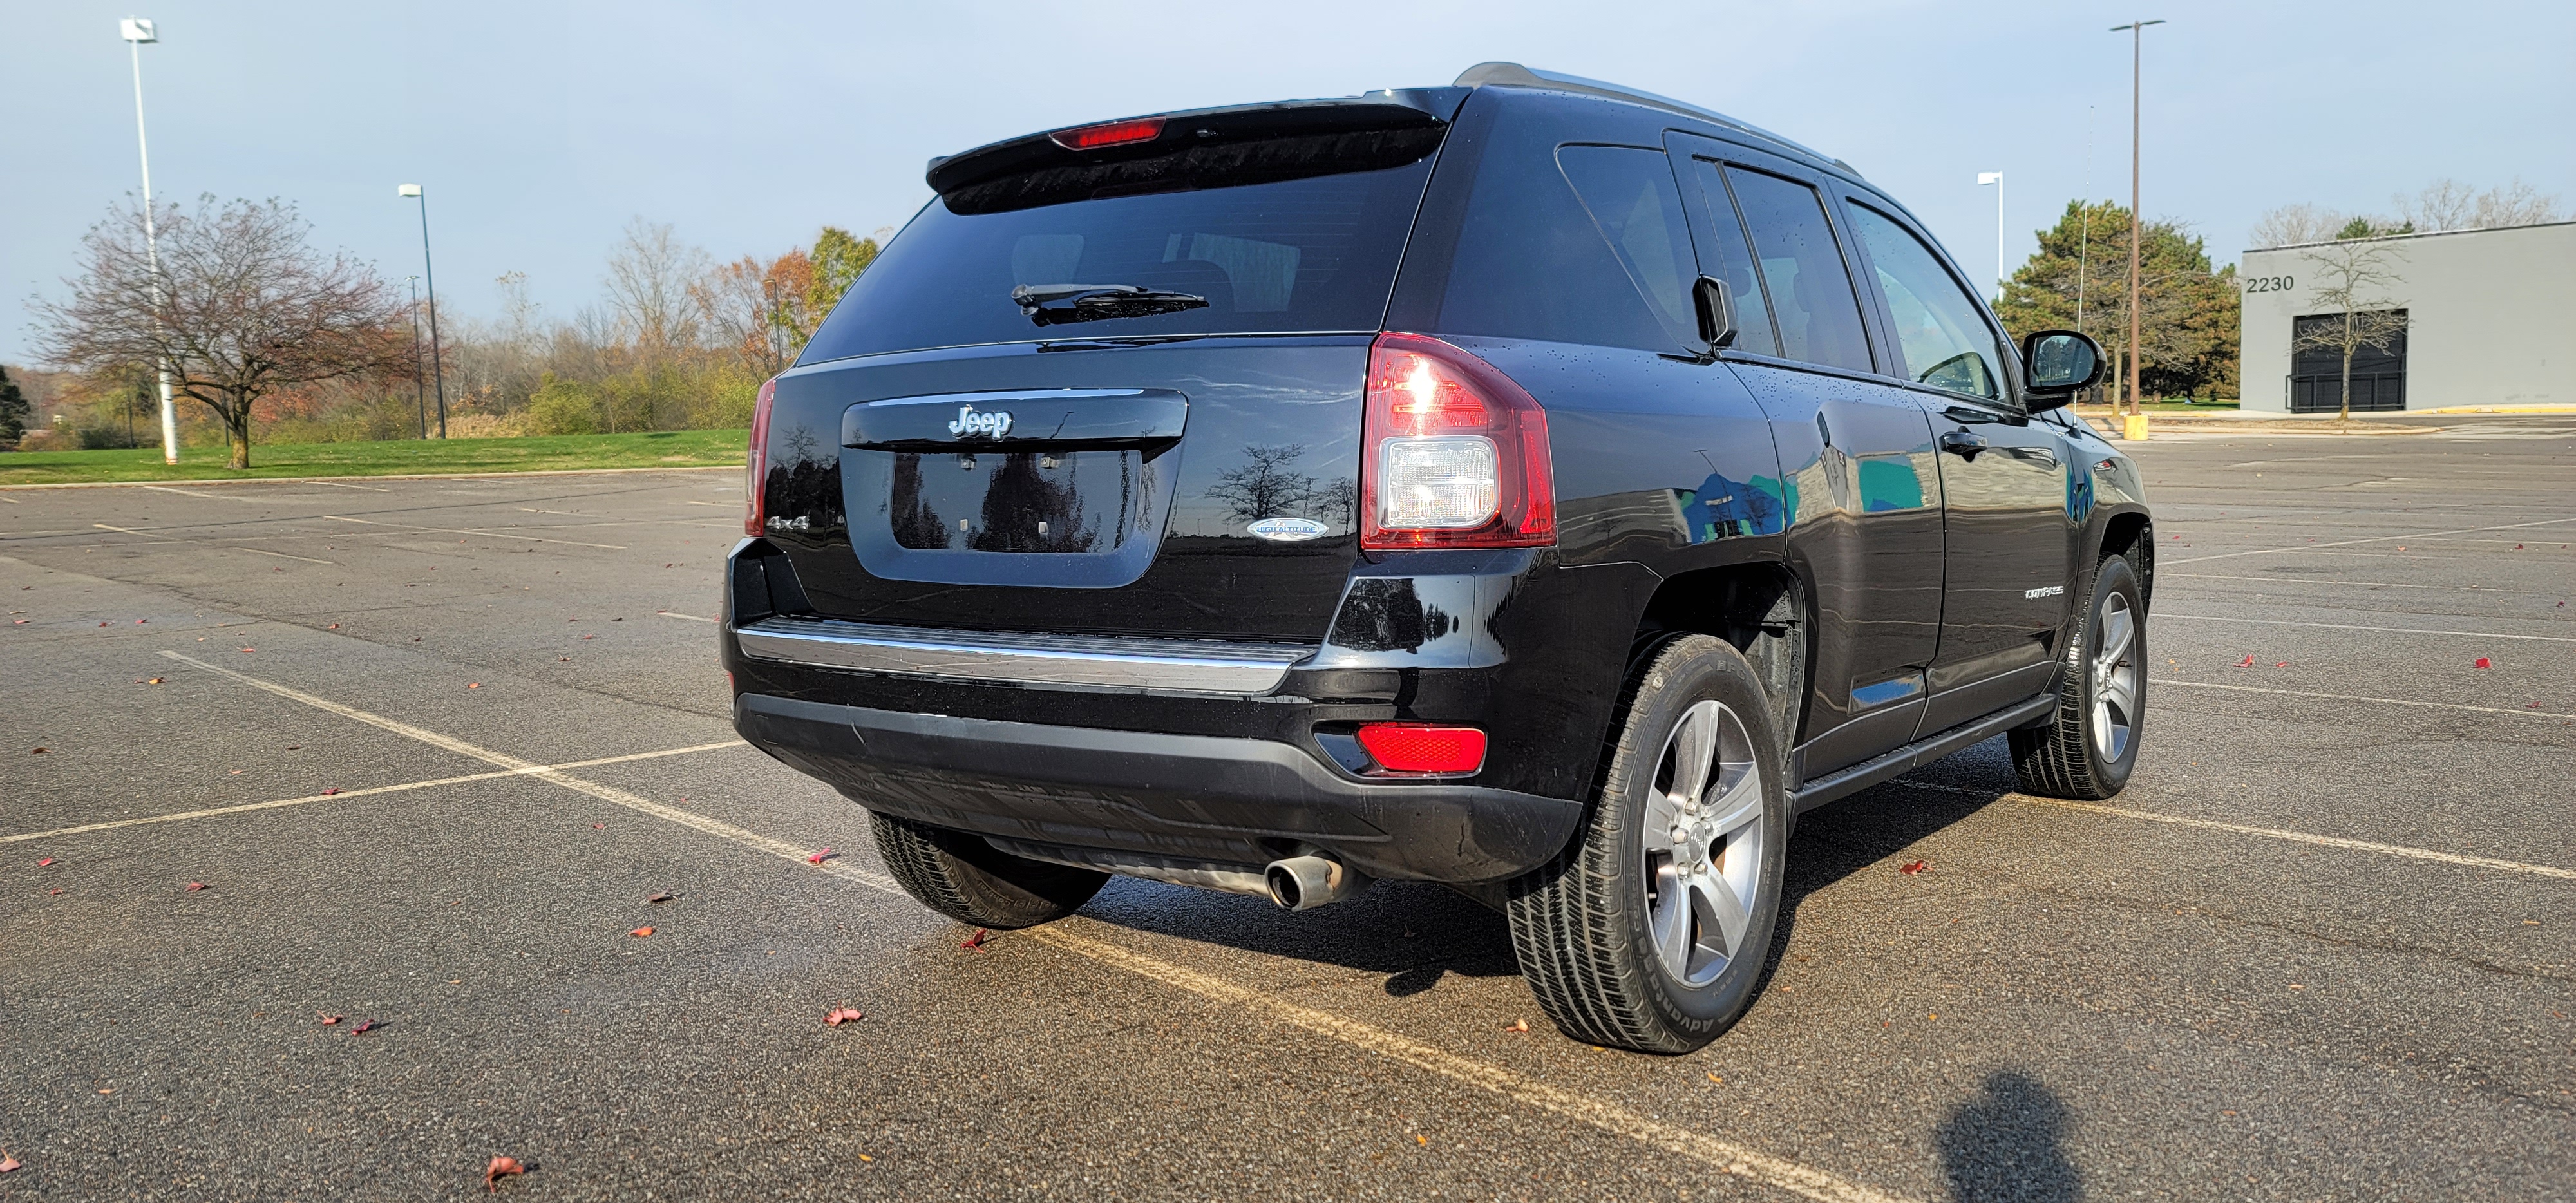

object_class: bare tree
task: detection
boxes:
[2292,240,2409,423]
[2395,178,2562,232]
[603,219,711,360]
[1206,444,1319,524]
[34,197,405,468]
[2248,204,2351,249]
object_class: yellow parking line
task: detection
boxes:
[1,741,744,846]
[158,652,1915,1203]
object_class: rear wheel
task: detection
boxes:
[2010,555,2145,800]
[1506,635,1788,1054]
[869,811,1108,929]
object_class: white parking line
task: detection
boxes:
[655,611,715,623]
[156,652,1913,1203]
[2151,677,2575,721]
[1,741,743,845]
[1895,781,2576,882]
[2155,613,2576,644]
[2163,573,2559,596]
[2163,515,2576,565]
[93,523,334,565]
[320,514,625,550]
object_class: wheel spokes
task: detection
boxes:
[1692,868,1753,957]
[2096,604,2134,668]
[1664,701,1720,806]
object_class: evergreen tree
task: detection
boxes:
[0,366,28,443]
[807,227,880,320]
[1995,201,2241,402]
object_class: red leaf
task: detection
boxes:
[466,683,481,689]
[2275,662,2290,668]
[824,1007,864,1026]
[647,893,672,904]
[2475,658,2492,669]
[321,787,341,796]
[0,1155,20,1173]
[350,1019,378,1034]
[35,858,53,867]
[806,847,835,865]
[1899,859,1928,875]
[486,1155,526,1191]
[239,647,254,653]
[961,928,990,951]
[629,927,654,938]
[2237,656,2256,668]
[319,1013,343,1025]
[327,623,340,629]
[185,881,208,892]
[1502,1018,1530,1032]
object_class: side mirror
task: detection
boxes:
[2021,330,2103,413]
[1694,275,1738,351]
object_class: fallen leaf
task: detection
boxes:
[629,927,654,938]
[858,1153,875,1163]
[1415,1134,1428,1148]
[1707,1072,1724,1083]
[35,858,53,867]
[647,893,672,904]
[961,928,990,951]
[825,1007,864,1026]
[99,621,109,627]
[148,677,164,685]
[466,683,481,689]
[2237,655,2256,668]
[0,1155,19,1172]
[327,623,340,629]
[593,823,605,829]
[486,1155,525,1191]
[30,747,44,754]
[239,647,254,653]
[2275,662,2290,668]
[806,847,835,865]
[1899,860,1927,875]
[49,889,61,896]
[136,619,147,624]
[319,1013,343,1025]
[99,1088,113,1094]
[2474,658,2492,669]
[350,1019,379,1034]
[321,787,341,796]
[185,881,208,892]
[1502,1018,1529,1032]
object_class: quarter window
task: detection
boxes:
[1845,204,2004,401]
[1721,167,1875,373]
[1556,146,1702,350]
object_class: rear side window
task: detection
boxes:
[1684,161,1779,357]
[1723,166,1875,374]
[1844,204,2005,401]
[1432,144,1692,353]
[800,158,1437,363]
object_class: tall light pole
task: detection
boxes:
[406,276,427,439]
[120,17,180,464]
[1976,171,2005,303]
[2112,19,2165,422]
[398,184,447,437]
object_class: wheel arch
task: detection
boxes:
[1630,562,1809,753]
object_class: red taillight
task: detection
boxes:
[1356,723,1488,775]
[744,377,777,537]
[1359,332,1555,551]
[1048,117,1166,151]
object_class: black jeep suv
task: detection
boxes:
[724,63,2151,1054]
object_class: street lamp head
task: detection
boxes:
[2109,19,2166,30]
[398,183,422,198]
[120,17,158,43]
[1978,172,2003,185]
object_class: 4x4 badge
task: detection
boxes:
[948,406,1014,438]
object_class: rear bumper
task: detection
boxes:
[734,692,1584,884]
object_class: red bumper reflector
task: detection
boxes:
[1049,117,1166,151]
[1355,723,1487,774]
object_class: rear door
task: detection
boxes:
[755,102,1452,643]
[1839,198,2078,733]
[1669,135,1946,779]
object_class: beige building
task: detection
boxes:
[2238,221,2575,413]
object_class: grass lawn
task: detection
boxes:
[0,430,748,487]
[2072,400,2240,413]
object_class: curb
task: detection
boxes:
[0,464,741,492]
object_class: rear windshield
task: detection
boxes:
[800,158,1439,363]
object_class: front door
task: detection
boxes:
[1840,200,2076,734]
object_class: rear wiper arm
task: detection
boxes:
[1011,283,1209,327]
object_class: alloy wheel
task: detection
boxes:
[2090,593,2139,763]
[1640,699,1765,986]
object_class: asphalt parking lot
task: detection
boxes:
[4,415,2571,1202]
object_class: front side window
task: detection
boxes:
[1846,204,2005,401]
[1721,166,1875,373]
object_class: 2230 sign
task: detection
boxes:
[2244,275,2295,294]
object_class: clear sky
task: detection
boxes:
[5,0,2570,364]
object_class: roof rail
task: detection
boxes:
[1451,62,1853,177]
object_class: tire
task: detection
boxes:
[1506,634,1790,1054]
[869,811,1108,929]
[2010,555,2145,800]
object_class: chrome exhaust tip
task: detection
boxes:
[1264,855,1368,911]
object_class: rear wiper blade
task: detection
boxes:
[1011,283,1209,327]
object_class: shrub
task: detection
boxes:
[524,374,601,435]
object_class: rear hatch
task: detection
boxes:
[755,91,1461,643]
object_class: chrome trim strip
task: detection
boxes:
[733,616,1311,694]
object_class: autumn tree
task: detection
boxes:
[697,247,819,377]
[808,227,880,321]
[35,197,407,468]
[1994,201,2239,402]
[2291,240,2409,423]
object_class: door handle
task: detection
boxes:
[1938,430,1987,459]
